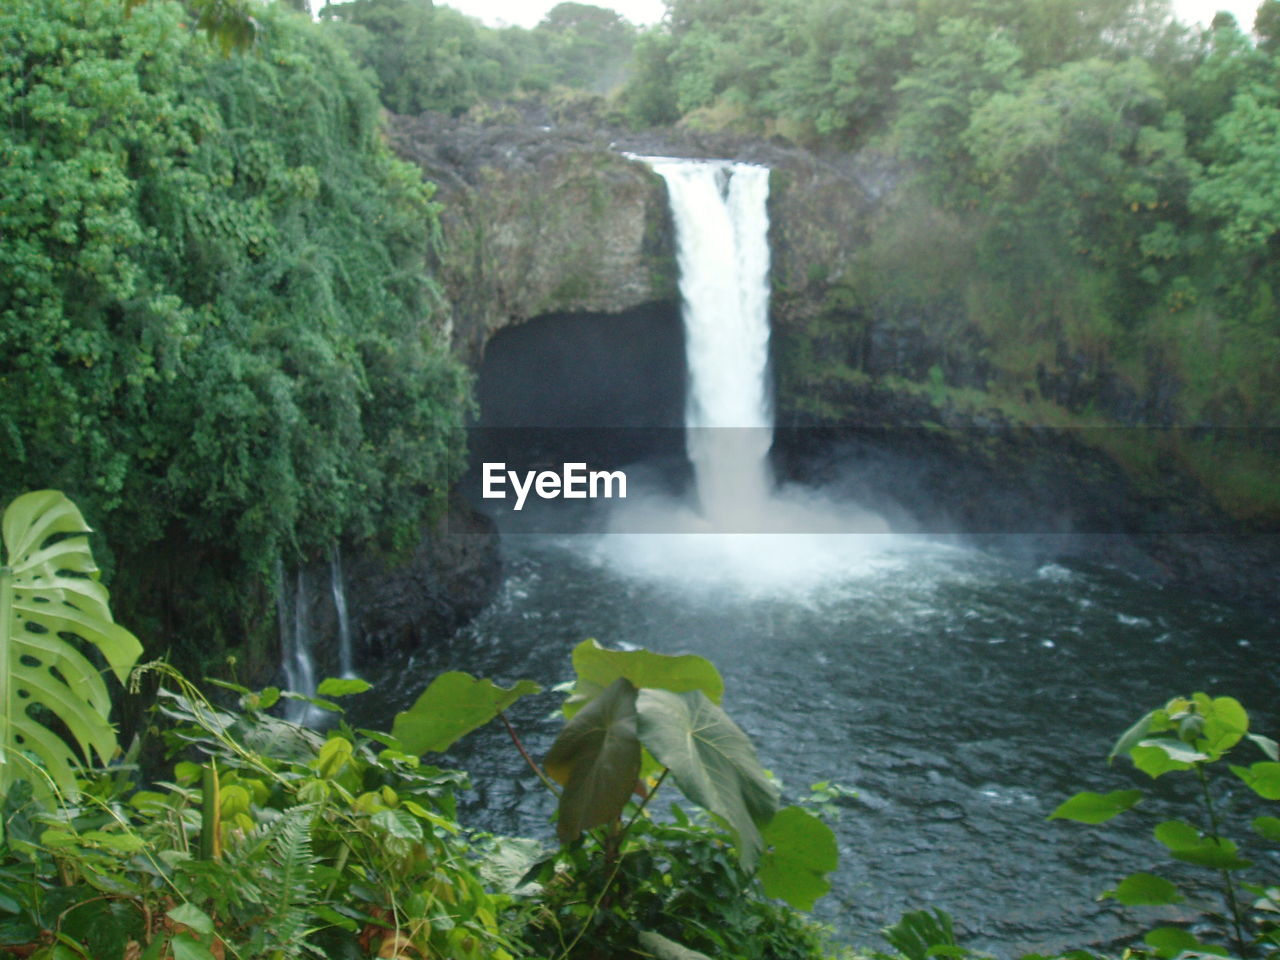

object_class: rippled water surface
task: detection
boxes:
[356,529,1279,956]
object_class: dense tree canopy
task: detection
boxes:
[1,0,469,662]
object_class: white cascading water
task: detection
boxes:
[647,159,774,525]
[277,562,318,722]
[603,156,893,588]
[328,545,356,679]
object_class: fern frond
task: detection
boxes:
[264,805,318,954]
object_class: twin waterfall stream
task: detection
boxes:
[286,157,1278,954]
[647,158,775,525]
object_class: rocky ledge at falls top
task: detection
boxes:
[388,101,1279,611]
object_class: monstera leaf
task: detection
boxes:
[1,491,142,802]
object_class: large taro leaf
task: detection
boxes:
[1,491,143,803]
[564,639,723,718]
[758,805,838,910]
[544,677,641,843]
[391,671,541,755]
[636,688,778,868]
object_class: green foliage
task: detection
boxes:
[565,637,724,715]
[635,688,779,868]
[1191,92,1280,252]
[390,671,541,755]
[545,676,643,842]
[2,666,523,959]
[0,0,471,670]
[517,808,847,960]
[1054,693,1280,957]
[758,806,839,911]
[879,908,963,960]
[0,491,142,808]
[320,0,636,115]
[0,629,845,959]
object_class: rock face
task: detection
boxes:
[390,113,678,361]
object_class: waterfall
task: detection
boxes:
[643,158,774,526]
[329,544,356,679]
[602,156,890,584]
[276,561,318,722]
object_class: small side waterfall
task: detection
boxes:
[643,158,774,525]
[277,547,358,721]
[329,545,355,679]
[276,561,317,722]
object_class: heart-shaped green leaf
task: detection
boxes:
[391,671,541,755]
[1104,872,1184,906]
[759,806,838,910]
[636,688,778,868]
[565,639,723,717]
[1049,789,1143,824]
[1154,820,1252,870]
[1233,761,1280,800]
[545,677,641,843]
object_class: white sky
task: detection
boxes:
[442,0,1263,33]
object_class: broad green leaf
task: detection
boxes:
[1048,790,1143,824]
[1249,734,1280,761]
[1109,709,1157,763]
[0,491,143,805]
[1143,927,1227,958]
[372,809,423,842]
[167,903,215,937]
[1195,695,1247,757]
[545,677,641,843]
[636,931,714,960]
[170,933,218,960]
[636,688,778,868]
[566,639,723,717]
[316,677,372,697]
[1232,762,1280,799]
[81,830,147,854]
[1253,817,1280,843]
[1138,739,1210,764]
[1104,873,1184,906]
[317,736,354,779]
[391,671,541,755]
[1154,820,1252,870]
[1154,819,1201,850]
[1131,744,1193,779]
[759,806,838,910]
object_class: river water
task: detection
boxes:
[358,525,1278,956]
[362,156,1276,956]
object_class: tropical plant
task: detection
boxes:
[392,639,843,958]
[2,665,527,959]
[1051,693,1280,958]
[0,491,142,809]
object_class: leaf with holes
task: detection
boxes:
[636,688,778,868]
[0,491,143,804]
[545,677,641,843]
